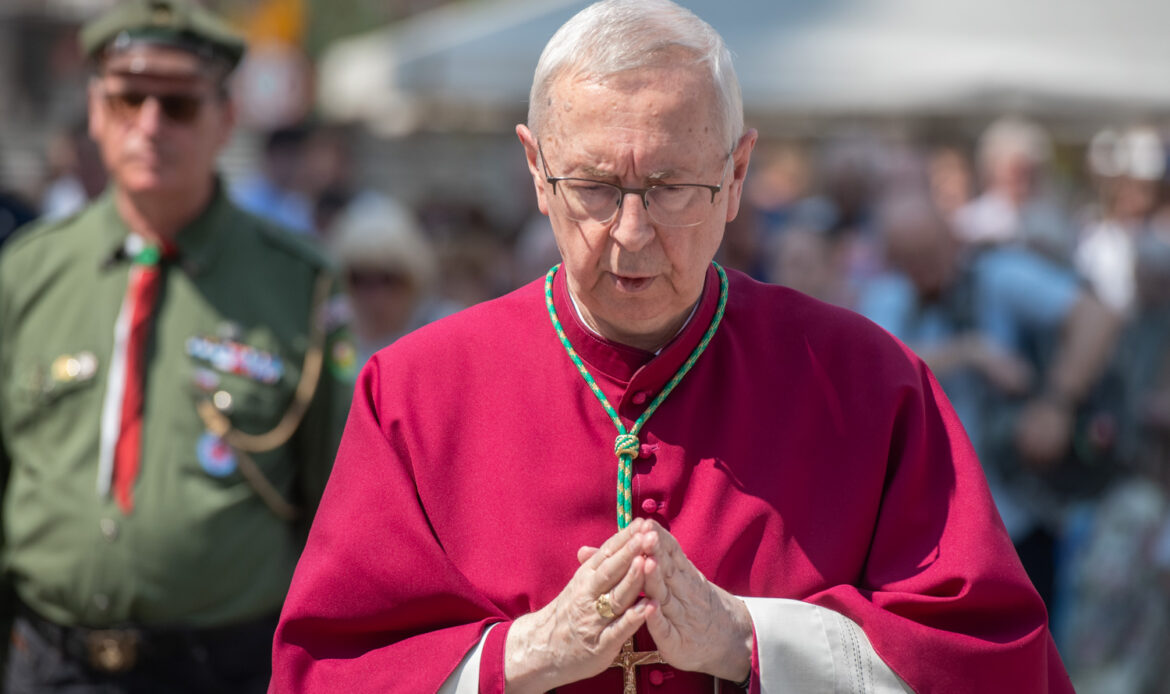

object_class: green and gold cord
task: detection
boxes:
[544,263,729,529]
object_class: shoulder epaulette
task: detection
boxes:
[0,205,91,260]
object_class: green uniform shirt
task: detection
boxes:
[0,183,354,628]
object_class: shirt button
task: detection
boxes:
[631,391,650,405]
[100,518,119,542]
[641,498,658,514]
[639,443,657,459]
[648,669,665,686]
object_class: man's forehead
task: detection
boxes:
[543,71,726,173]
[562,61,713,97]
[100,44,215,81]
[548,67,719,129]
[98,70,210,95]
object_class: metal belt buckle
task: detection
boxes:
[86,630,139,673]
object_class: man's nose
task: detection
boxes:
[134,96,167,133]
[610,191,655,251]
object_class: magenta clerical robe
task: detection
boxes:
[271,265,1073,693]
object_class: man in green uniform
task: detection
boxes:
[0,1,354,691]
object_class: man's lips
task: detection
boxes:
[610,273,655,292]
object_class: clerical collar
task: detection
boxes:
[565,286,701,356]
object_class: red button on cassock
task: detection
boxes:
[642,498,658,514]
[648,669,665,686]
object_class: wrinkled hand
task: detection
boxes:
[1015,398,1073,470]
[504,518,656,694]
[641,522,754,683]
[579,520,753,684]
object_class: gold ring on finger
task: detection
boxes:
[595,592,617,620]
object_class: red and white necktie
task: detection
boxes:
[98,237,174,514]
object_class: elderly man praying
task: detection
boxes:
[270,2,1073,692]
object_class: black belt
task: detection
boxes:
[17,605,278,675]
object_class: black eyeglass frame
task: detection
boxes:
[537,140,731,228]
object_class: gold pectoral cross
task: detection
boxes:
[609,638,664,694]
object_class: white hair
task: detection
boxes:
[527,0,743,150]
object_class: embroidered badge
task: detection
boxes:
[328,339,358,380]
[186,336,284,384]
[191,368,221,392]
[50,351,98,384]
[196,431,237,477]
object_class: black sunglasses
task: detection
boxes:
[102,90,207,125]
[346,270,411,290]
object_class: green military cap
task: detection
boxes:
[80,0,247,72]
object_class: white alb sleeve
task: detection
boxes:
[437,623,496,694]
[740,596,916,693]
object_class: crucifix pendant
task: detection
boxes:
[608,637,664,694]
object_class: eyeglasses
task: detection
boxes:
[101,89,208,125]
[538,141,729,228]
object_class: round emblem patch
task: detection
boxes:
[196,432,237,477]
[328,339,358,380]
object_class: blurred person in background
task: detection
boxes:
[813,135,887,308]
[328,198,459,365]
[927,144,975,221]
[40,118,108,222]
[1059,230,1170,694]
[0,1,353,691]
[736,141,817,280]
[0,147,36,247]
[763,225,837,304]
[302,123,409,241]
[861,190,1120,612]
[436,229,514,306]
[1075,126,1166,317]
[231,123,314,234]
[955,116,1075,263]
[1121,231,1170,481]
[311,184,353,242]
[755,138,886,309]
[746,142,815,240]
[761,194,857,308]
[418,198,515,306]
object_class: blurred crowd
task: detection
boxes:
[2,106,1170,691]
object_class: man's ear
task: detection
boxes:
[725,128,759,224]
[214,91,237,150]
[516,124,550,216]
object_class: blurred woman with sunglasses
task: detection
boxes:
[328,198,460,366]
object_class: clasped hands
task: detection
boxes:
[504,518,754,693]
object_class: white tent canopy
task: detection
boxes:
[318,0,1170,135]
